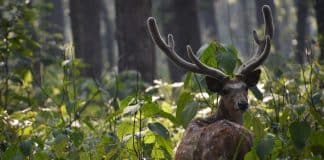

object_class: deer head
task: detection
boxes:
[147,6,273,124]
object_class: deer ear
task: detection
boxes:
[205,76,225,93]
[244,69,261,87]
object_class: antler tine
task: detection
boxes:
[186,45,228,80]
[147,17,228,80]
[238,5,273,75]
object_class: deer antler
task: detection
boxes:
[147,17,229,80]
[238,5,273,75]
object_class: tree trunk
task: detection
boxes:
[101,0,116,70]
[69,0,102,78]
[199,0,219,41]
[239,0,251,56]
[44,0,64,35]
[115,0,156,82]
[315,0,324,63]
[170,0,202,82]
[295,0,310,64]
[255,0,280,51]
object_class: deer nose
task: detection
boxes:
[238,101,249,111]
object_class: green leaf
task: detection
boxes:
[197,42,218,67]
[34,151,49,160]
[19,140,33,156]
[183,72,193,89]
[71,131,84,147]
[309,131,324,147]
[148,122,170,139]
[309,131,324,155]
[82,118,96,131]
[141,102,160,117]
[197,41,242,76]
[119,96,135,110]
[250,86,263,100]
[256,134,275,160]
[216,48,237,75]
[54,134,69,152]
[289,121,311,149]
[159,111,177,124]
[309,106,324,126]
[311,92,322,105]
[144,132,156,144]
[176,91,193,124]
[155,135,173,158]
[244,148,258,160]
[181,102,198,128]
[116,121,133,138]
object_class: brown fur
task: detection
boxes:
[175,78,256,160]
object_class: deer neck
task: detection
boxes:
[214,98,244,125]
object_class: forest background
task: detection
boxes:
[0,0,323,159]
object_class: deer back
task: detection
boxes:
[175,120,253,160]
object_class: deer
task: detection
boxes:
[147,5,273,160]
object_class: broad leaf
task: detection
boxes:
[181,102,198,128]
[148,122,170,139]
[256,134,275,160]
[289,121,311,149]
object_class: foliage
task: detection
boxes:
[0,2,324,160]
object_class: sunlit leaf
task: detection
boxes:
[123,104,140,115]
[197,42,218,67]
[116,121,133,138]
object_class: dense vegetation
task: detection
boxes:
[0,0,323,160]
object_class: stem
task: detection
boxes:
[193,74,212,108]
[4,57,8,110]
[3,31,9,110]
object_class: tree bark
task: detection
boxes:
[44,0,64,35]
[69,0,102,78]
[170,0,202,82]
[295,0,310,64]
[115,0,155,82]
[315,0,324,63]
[239,0,251,56]
[101,0,116,70]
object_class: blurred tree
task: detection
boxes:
[171,0,201,81]
[41,0,65,62]
[295,0,311,64]
[199,0,219,41]
[239,0,251,55]
[154,0,175,80]
[101,0,115,70]
[69,0,102,78]
[115,0,156,82]
[255,0,280,51]
[280,0,293,57]
[43,0,64,38]
[315,0,324,63]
